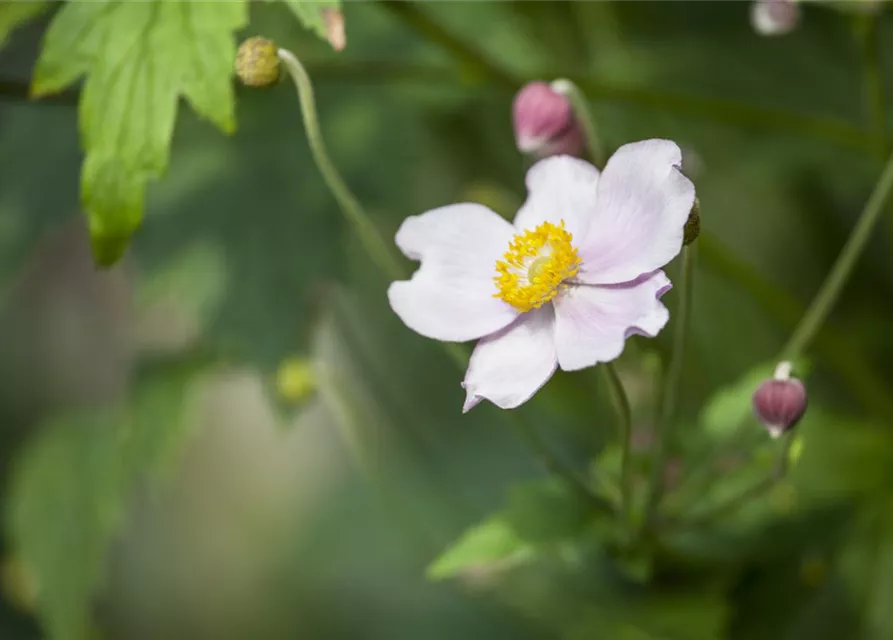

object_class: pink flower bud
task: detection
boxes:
[752,361,807,438]
[512,82,583,158]
[751,0,800,37]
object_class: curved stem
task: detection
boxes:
[553,78,605,167]
[277,49,404,282]
[602,363,633,523]
[781,149,893,362]
[644,244,696,527]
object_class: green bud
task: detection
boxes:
[235,37,280,88]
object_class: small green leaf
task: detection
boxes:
[32,0,247,265]
[280,0,340,43]
[6,362,207,640]
[0,0,48,50]
[426,516,533,581]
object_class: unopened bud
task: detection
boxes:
[512,81,583,158]
[684,198,700,245]
[752,361,807,438]
[751,0,800,37]
[236,37,280,88]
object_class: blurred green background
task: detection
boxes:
[3,1,893,639]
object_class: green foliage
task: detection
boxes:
[427,516,533,581]
[5,362,208,640]
[31,0,248,266]
[0,0,47,49]
[427,478,596,581]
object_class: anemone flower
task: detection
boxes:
[388,140,696,411]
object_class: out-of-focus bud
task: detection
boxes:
[684,198,700,246]
[752,361,807,438]
[751,0,800,37]
[235,37,280,88]
[276,356,316,403]
[512,81,583,158]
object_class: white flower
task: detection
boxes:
[388,140,696,411]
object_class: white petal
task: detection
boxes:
[576,140,695,285]
[388,203,518,342]
[512,155,600,242]
[462,306,557,411]
[554,271,672,371]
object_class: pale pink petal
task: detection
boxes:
[554,271,672,371]
[462,306,557,411]
[512,155,600,242]
[576,140,695,285]
[388,204,518,342]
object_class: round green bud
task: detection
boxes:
[235,37,280,88]
[683,197,700,246]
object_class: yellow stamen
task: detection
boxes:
[494,220,581,312]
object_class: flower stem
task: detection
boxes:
[780,148,893,362]
[644,243,696,527]
[602,363,633,523]
[277,49,405,282]
[553,78,605,167]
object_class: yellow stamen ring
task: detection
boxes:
[493,220,581,312]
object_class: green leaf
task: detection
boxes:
[31,0,247,266]
[0,0,48,49]
[5,362,207,640]
[426,516,533,581]
[280,0,340,43]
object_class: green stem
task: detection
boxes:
[554,78,605,167]
[602,363,633,523]
[780,148,893,362]
[682,148,893,525]
[277,49,404,282]
[644,244,696,526]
